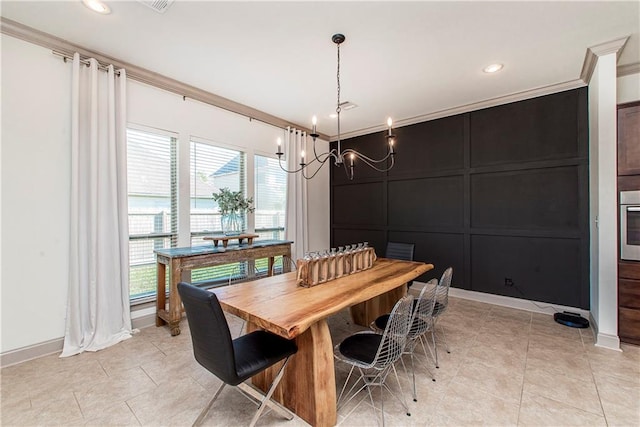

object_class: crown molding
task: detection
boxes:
[618,62,640,77]
[580,36,630,84]
[335,79,586,141]
[337,36,632,141]
[0,17,329,140]
[4,16,633,143]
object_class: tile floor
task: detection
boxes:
[2,296,639,426]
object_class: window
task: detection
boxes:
[125,132,289,300]
[254,155,287,274]
[190,139,246,283]
[127,128,177,300]
[254,155,287,240]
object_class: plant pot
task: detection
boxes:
[221,212,243,236]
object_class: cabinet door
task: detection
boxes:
[618,104,640,176]
[619,278,640,309]
[619,307,640,345]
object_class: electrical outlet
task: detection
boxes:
[504,277,514,287]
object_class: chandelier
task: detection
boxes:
[276,33,396,180]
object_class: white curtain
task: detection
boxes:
[61,54,132,357]
[284,127,309,261]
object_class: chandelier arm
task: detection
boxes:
[277,157,305,174]
[341,148,393,164]
[277,151,334,175]
[312,139,339,163]
[301,159,332,180]
[345,151,396,172]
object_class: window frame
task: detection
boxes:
[126,124,179,303]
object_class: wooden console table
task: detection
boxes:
[155,239,292,336]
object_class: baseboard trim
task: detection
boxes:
[0,337,64,368]
[418,283,591,318]
[132,312,157,330]
[1,307,159,368]
[595,332,622,351]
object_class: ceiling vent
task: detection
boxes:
[339,101,358,111]
[138,0,175,14]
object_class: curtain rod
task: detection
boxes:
[53,51,122,75]
[1,17,329,140]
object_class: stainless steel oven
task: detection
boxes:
[621,190,640,261]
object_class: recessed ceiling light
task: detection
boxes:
[483,63,504,73]
[329,113,338,119]
[82,0,111,14]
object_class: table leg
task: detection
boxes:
[284,247,292,273]
[350,284,407,327]
[168,259,182,336]
[267,256,275,276]
[156,262,167,327]
[250,320,337,427]
[248,258,256,279]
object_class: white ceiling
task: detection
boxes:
[2,1,639,138]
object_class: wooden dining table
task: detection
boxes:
[211,257,433,427]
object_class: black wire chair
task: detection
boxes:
[432,267,453,368]
[334,294,415,426]
[371,278,438,401]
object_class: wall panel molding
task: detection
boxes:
[331,87,590,308]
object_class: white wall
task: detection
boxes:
[1,35,72,353]
[1,34,330,355]
[617,72,640,104]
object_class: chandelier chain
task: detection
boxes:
[336,41,342,152]
[336,42,341,115]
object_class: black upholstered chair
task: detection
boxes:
[177,282,298,427]
[385,241,415,261]
[386,241,415,287]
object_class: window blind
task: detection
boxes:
[254,154,287,241]
[190,139,247,282]
[127,128,177,300]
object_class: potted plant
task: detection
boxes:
[212,188,255,236]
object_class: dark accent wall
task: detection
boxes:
[331,88,590,309]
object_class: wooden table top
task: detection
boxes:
[211,258,433,339]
